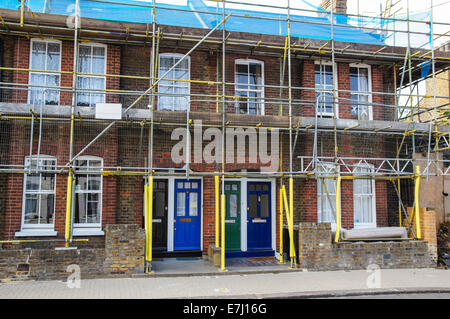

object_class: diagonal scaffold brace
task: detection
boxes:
[58,12,232,173]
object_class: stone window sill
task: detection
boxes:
[72,228,105,236]
[15,230,58,237]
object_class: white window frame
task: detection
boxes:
[353,163,377,229]
[28,38,62,105]
[76,42,107,107]
[16,155,57,237]
[349,63,373,121]
[314,60,338,118]
[317,162,340,229]
[157,53,190,111]
[73,156,104,235]
[234,59,265,115]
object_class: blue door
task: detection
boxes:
[174,179,201,250]
[247,182,271,250]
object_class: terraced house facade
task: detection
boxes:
[0,0,447,277]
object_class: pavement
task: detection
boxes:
[0,257,449,299]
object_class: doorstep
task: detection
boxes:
[132,255,299,278]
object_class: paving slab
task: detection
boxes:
[0,267,448,299]
[134,257,295,278]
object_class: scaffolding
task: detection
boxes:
[0,0,448,273]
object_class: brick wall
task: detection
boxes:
[0,36,15,102]
[9,37,120,105]
[0,224,145,281]
[1,37,121,243]
[297,222,435,270]
[12,37,29,103]
[104,224,145,276]
[1,35,397,254]
[295,131,390,228]
[408,207,438,263]
[0,248,105,281]
[2,122,119,243]
[299,60,389,120]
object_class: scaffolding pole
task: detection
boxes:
[219,0,228,273]
[414,165,422,239]
[59,12,232,172]
[65,0,80,248]
[0,0,448,251]
[287,0,296,269]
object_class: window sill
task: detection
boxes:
[353,224,377,229]
[15,230,58,237]
[72,228,104,236]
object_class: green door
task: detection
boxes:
[225,181,241,251]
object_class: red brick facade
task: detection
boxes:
[0,34,394,253]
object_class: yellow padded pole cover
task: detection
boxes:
[64,174,73,248]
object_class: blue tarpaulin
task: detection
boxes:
[0,0,431,49]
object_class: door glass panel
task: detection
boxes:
[191,182,198,189]
[229,194,238,218]
[184,182,191,188]
[262,184,269,191]
[249,184,255,191]
[154,191,165,217]
[189,192,198,216]
[225,184,231,191]
[260,194,269,218]
[176,192,186,216]
[256,184,262,191]
[249,194,258,218]
[232,184,238,191]
[177,182,183,189]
